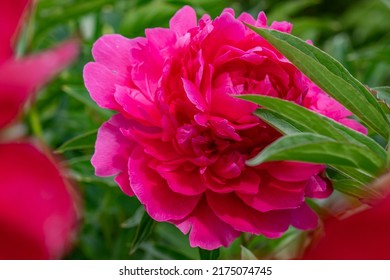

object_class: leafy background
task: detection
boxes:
[20,0,390,259]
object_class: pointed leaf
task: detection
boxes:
[247,26,389,139]
[237,95,386,161]
[56,129,97,153]
[332,178,384,201]
[129,212,156,255]
[240,246,258,260]
[246,133,385,176]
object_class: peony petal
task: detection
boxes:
[0,0,30,63]
[173,198,240,249]
[306,175,333,199]
[92,34,139,73]
[0,40,79,129]
[114,172,134,197]
[228,168,261,194]
[257,11,268,27]
[263,161,324,182]
[238,175,306,212]
[83,62,120,110]
[91,114,134,177]
[114,85,161,125]
[207,191,290,237]
[182,78,207,111]
[270,21,293,33]
[339,118,368,134]
[237,12,256,25]
[157,165,207,195]
[169,5,197,36]
[290,203,318,230]
[0,143,77,259]
[129,147,202,221]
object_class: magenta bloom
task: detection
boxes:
[0,0,79,259]
[84,6,366,249]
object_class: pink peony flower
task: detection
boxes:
[84,6,366,249]
[0,0,79,259]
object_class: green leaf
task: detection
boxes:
[247,26,390,139]
[240,246,257,260]
[332,166,375,185]
[375,86,390,105]
[62,85,112,118]
[332,178,384,201]
[56,129,97,153]
[121,207,145,229]
[237,95,387,161]
[129,211,156,255]
[246,133,385,176]
[198,248,220,260]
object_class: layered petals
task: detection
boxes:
[129,147,202,222]
[174,198,240,250]
[85,6,366,249]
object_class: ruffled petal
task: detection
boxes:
[263,161,324,182]
[169,6,197,36]
[91,114,134,177]
[238,175,306,212]
[157,165,207,195]
[83,62,120,110]
[173,198,240,249]
[207,191,290,237]
[129,147,202,221]
[290,203,318,230]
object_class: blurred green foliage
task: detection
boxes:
[21,0,390,259]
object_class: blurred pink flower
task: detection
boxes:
[0,0,79,259]
[0,143,78,259]
[84,6,366,249]
[0,0,79,129]
[303,173,390,259]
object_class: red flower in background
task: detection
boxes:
[303,173,390,260]
[0,0,79,259]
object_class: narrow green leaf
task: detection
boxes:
[247,26,389,139]
[246,133,385,176]
[198,248,220,260]
[240,246,258,260]
[121,207,145,229]
[255,109,302,135]
[238,95,386,161]
[56,129,97,153]
[332,178,384,201]
[332,166,375,185]
[62,85,112,118]
[129,212,156,255]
